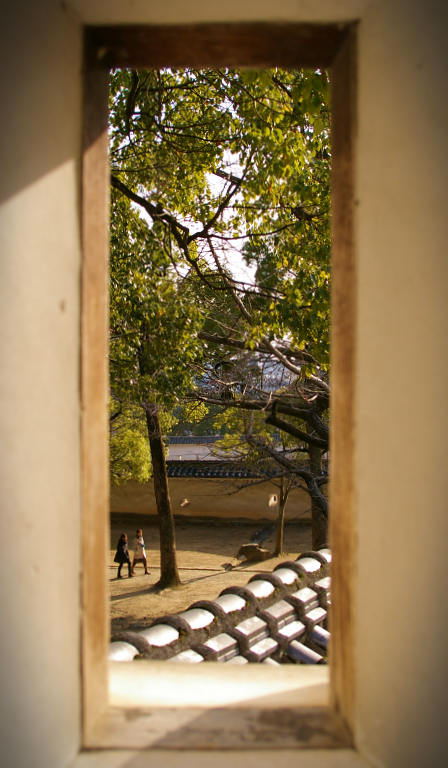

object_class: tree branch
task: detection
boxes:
[197,331,318,365]
[250,440,328,518]
[264,413,328,449]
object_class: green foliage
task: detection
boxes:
[170,401,213,434]
[109,401,151,486]
[212,408,273,450]
[109,398,179,485]
[109,67,332,484]
[109,66,331,369]
[110,192,205,407]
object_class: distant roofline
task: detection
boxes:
[167,434,281,445]
[166,459,282,479]
[167,435,222,445]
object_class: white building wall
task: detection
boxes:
[167,443,218,461]
[167,440,241,460]
[111,478,312,520]
[0,3,83,767]
[355,3,448,764]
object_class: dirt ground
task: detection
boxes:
[109,514,312,636]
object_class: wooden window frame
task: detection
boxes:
[81,22,356,750]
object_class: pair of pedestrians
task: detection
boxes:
[114,529,150,579]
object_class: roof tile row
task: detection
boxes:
[110,548,331,666]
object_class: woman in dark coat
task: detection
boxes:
[114,533,133,579]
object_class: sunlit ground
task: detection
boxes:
[109,514,312,635]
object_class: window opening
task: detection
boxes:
[81,22,356,744]
[108,65,332,668]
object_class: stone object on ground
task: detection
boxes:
[236,543,272,562]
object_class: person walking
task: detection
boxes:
[131,528,150,575]
[114,533,133,579]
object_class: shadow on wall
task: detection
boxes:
[110,514,312,560]
[110,478,315,520]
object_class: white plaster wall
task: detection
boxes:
[0,2,82,767]
[110,478,312,520]
[167,444,218,460]
[355,2,448,766]
[1,1,448,767]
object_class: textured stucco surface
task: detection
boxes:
[0,2,82,767]
[110,477,313,519]
[1,1,447,767]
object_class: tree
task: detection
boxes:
[109,193,204,587]
[109,66,332,562]
[273,475,294,558]
[204,407,310,556]
[188,348,329,549]
[109,397,151,487]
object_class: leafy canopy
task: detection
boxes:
[109,67,331,370]
[109,67,331,489]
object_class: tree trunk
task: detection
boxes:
[246,436,328,549]
[273,478,289,556]
[144,403,181,589]
[307,423,327,549]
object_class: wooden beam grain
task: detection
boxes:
[329,25,358,732]
[86,23,349,70]
[81,46,110,739]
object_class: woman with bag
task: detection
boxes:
[113,533,133,579]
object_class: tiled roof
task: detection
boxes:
[167,435,281,445]
[166,460,283,479]
[109,548,331,666]
[167,436,222,445]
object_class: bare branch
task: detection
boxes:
[197,331,318,365]
[212,168,243,185]
[265,413,328,449]
[250,440,328,519]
